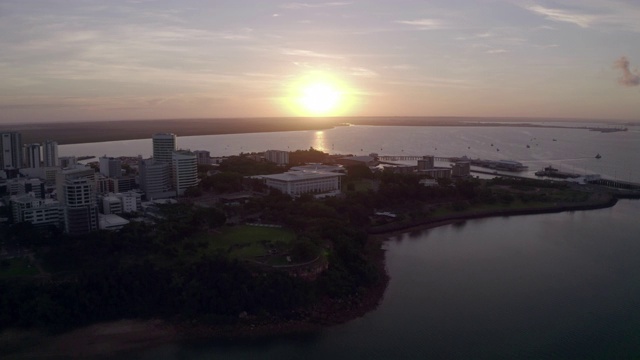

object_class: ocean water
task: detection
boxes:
[60,124,640,182]
[55,124,640,359]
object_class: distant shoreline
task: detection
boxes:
[0,116,632,145]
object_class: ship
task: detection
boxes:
[595,153,602,159]
[535,166,580,179]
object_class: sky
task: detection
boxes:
[1,0,639,124]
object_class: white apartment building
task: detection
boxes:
[102,195,123,215]
[152,133,176,164]
[265,150,289,165]
[6,178,44,198]
[63,178,98,234]
[55,165,96,202]
[172,150,198,196]
[261,171,344,196]
[100,191,141,214]
[11,194,64,227]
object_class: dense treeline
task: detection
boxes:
[0,192,379,332]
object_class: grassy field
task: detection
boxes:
[0,257,40,278]
[195,225,296,259]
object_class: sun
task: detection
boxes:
[299,83,341,115]
[284,72,352,116]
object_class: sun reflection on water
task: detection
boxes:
[313,131,326,152]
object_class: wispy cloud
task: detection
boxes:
[525,2,640,32]
[525,5,594,28]
[282,49,344,59]
[614,56,640,87]
[280,2,351,9]
[395,19,447,30]
[486,49,509,54]
[349,67,378,78]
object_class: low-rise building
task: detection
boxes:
[98,213,130,231]
[260,171,344,196]
[417,168,452,179]
[335,155,377,167]
[451,161,471,177]
[11,194,64,227]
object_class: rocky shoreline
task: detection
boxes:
[2,237,389,359]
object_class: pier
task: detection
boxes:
[377,155,453,162]
[587,178,640,190]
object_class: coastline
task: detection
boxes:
[1,195,621,359]
[0,116,623,145]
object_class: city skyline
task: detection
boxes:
[1,0,640,124]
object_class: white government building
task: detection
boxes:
[260,171,344,197]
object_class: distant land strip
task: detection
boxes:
[0,116,631,145]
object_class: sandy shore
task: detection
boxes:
[2,320,179,359]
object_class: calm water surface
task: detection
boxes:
[61,124,640,182]
[120,200,640,360]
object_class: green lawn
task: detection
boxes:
[195,225,296,259]
[0,257,39,277]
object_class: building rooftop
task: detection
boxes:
[290,164,345,173]
[261,171,344,182]
[98,214,130,230]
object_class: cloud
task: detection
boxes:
[282,49,344,59]
[486,49,509,54]
[525,2,640,32]
[280,2,351,9]
[613,56,640,87]
[395,18,446,30]
[525,5,595,28]
[349,67,377,78]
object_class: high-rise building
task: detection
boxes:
[63,178,98,235]
[24,143,42,168]
[43,140,59,167]
[172,150,198,196]
[99,156,122,178]
[55,166,96,203]
[0,131,23,171]
[139,158,174,200]
[152,133,176,164]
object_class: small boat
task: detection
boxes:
[595,153,602,159]
[552,139,557,141]
[526,145,530,148]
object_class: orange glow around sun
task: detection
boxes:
[283,72,353,116]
